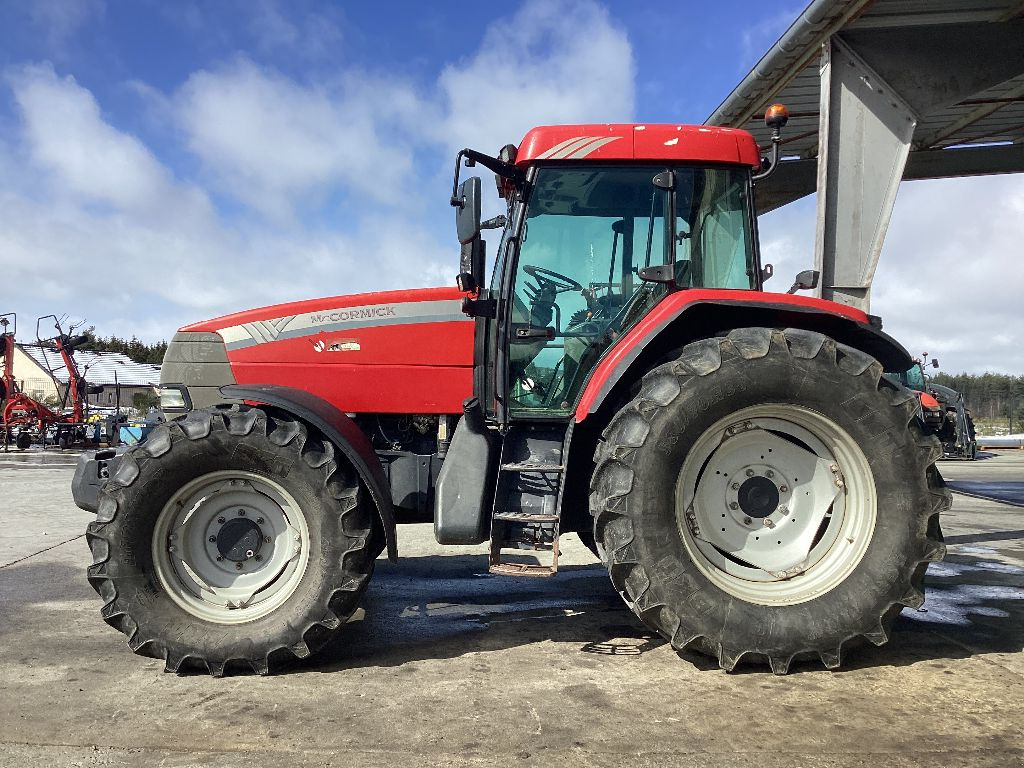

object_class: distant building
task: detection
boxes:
[17,344,161,410]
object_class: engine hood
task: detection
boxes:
[178,286,475,415]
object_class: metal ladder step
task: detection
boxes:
[489,561,558,578]
[499,462,564,473]
[493,511,559,523]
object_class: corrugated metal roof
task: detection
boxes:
[707,0,1024,209]
[19,345,161,387]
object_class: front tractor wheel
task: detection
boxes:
[86,406,376,676]
[590,328,949,674]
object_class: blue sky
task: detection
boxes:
[1,0,1021,373]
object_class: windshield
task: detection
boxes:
[508,164,754,414]
[904,364,927,391]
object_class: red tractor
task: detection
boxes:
[73,108,947,676]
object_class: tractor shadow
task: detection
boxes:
[307,554,665,672]
[306,536,1024,675]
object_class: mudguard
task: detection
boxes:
[575,290,914,421]
[220,383,398,561]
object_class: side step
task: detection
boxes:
[489,435,567,577]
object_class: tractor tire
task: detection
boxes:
[590,327,948,674]
[86,405,376,676]
[15,431,31,450]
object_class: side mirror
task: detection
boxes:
[931,359,940,369]
[455,177,482,245]
[761,263,774,283]
[786,269,819,294]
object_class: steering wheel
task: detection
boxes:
[522,264,582,294]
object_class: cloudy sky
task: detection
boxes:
[1,0,1021,374]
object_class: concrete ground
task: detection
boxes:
[1,447,1022,767]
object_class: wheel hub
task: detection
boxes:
[215,517,264,562]
[676,407,876,605]
[736,476,779,518]
[153,472,310,624]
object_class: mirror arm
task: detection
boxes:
[451,148,524,207]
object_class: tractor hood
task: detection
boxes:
[174,286,475,415]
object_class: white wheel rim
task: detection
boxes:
[675,404,876,606]
[152,470,311,624]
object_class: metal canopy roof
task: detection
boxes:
[708,0,1024,212]
[20,345,161,387]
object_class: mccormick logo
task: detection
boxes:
[309,306,396,324]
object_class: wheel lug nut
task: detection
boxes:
[730,482,740,490]
[765,470,774,478]
[217,517,226,524]
[168,545,175,553]
[743,516,752,525]
[764,519,775,529]
[729,502,739,510]
[780,485,788,493]
[257,517,264,525]
[235,562,243,570]
[216,555,224,562]
[238,509,246,516]
[254,555,263,562]
[745,469,755,477]
[209,536,216,543]
[264,535,272,543]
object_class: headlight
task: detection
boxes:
[158,385,191,412]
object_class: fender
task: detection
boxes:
[575,290,913,422]
[220,383,398,561]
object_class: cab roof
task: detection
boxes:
[516,124,762,168]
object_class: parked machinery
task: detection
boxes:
[73,108,948,676]
[886,358,977,461]
[1,313,49,450]
[1,313,102,450]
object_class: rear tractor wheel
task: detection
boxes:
[590,327,949,673]
[86,406,376,675]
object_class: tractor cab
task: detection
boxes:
[451,123,768,425]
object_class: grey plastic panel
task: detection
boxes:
[160,331,237,415]
[434,417,497,545]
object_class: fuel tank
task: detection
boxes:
[169,287,475,414]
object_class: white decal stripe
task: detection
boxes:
[566,136,621,159]
[537,137,587,160]
[551,136,604,159]
[220,299,470,351]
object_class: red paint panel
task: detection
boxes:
[233,362,473,414]
[516,124,761,167]
[575,290,872,421]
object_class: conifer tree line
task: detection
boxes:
[933,372,1024,425]
[79,330,168,365]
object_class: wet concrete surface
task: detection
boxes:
[1,449,1022,766]
[943,450,1024,507]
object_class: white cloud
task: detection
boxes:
[9,64,214,225]
[437,0,635,157]
[873,175,1024,375]
[0,64,451,341]
[27,0,103,53]
[0,0,637,342]
[758,176,1024,375]
[245,0,343,59]
[174,58,422,220]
